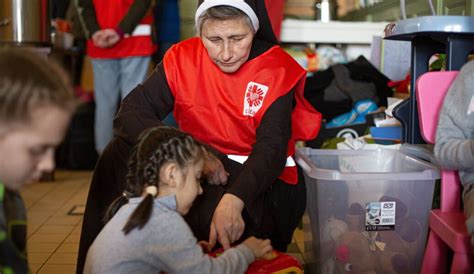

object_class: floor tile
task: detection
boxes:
[35,225,75,235]
[28,253,51,264]
[64,233,81,243]
[71,224,83,235]
[56,243,79,254]
[30,263,43,273]
[47,252,78,265]
[28,213,54,224]
[27,243,60,254]
[27,223,41,238]
[45,215,82,226]
[29,233,68,244]
[38,264,76,274]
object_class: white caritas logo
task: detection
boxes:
[243,82,269,117]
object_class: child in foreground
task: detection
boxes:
[84,127,272,274]
[0,48,77,273]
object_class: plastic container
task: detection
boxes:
[295,148,439,274]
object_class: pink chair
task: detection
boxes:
[417,71,473,274]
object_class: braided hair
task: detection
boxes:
[104,127,205,234]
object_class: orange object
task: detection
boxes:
[54,19,72,33]
[304,48,319,72]
[210,249,303,273]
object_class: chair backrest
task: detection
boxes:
[416,71,461,212]
[416,71,459,144]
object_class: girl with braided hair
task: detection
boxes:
[84,126,272,274]
[78,3,321,271]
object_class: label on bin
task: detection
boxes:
[365,201,396,231]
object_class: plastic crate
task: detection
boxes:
[295,148,439,274]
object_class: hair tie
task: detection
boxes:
[122,191,132,199]
[145,185,158,197]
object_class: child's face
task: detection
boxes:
[175,159,204,215]
[0,106,71,190]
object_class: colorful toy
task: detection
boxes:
[320,217,349,274]
[210,249,303,274]
[335,231,379,273]
[387,73,410,94]
[326,99,378,128]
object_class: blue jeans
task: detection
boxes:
[91,56,150,153]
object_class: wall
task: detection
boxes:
[179,0,198,39]
[339,0,473,21]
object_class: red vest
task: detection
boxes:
[163,38,321,184]
[86,0,155,59]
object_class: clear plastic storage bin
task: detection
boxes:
[295,148,439,274]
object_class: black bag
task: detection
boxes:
[304,55,393,121]
[55,101,98,170]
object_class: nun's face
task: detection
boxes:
[201,17,255,73]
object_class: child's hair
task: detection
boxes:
[0,48,77,126]
[105,127,205,234]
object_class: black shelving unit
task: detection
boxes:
[384,16,474,144]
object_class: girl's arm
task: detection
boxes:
[153,216,254,274]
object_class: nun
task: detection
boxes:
[77,0,321,272]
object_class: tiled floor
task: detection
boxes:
[21,170,307,274]
[21,170,92,274]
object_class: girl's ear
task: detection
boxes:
[161,163,178,188]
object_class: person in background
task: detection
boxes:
[0,48,77,273]
[52,0,71,19]
[435,60,474,245]
[152,0,180,127]
[77,0,321,271]
[75,0,155,153]
[153,0,180,64]
[84,127,272,274]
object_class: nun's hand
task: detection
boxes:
[203,151,229,185]
[208,194,245,250]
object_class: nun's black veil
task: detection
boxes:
[197,0,279,45]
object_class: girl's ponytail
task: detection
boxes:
[122,186,157,234]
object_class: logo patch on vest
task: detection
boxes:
[243,82,269,117]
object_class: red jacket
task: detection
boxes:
[87,0,155,59]
[164,38,321,184]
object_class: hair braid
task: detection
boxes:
[105,127,206,234]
